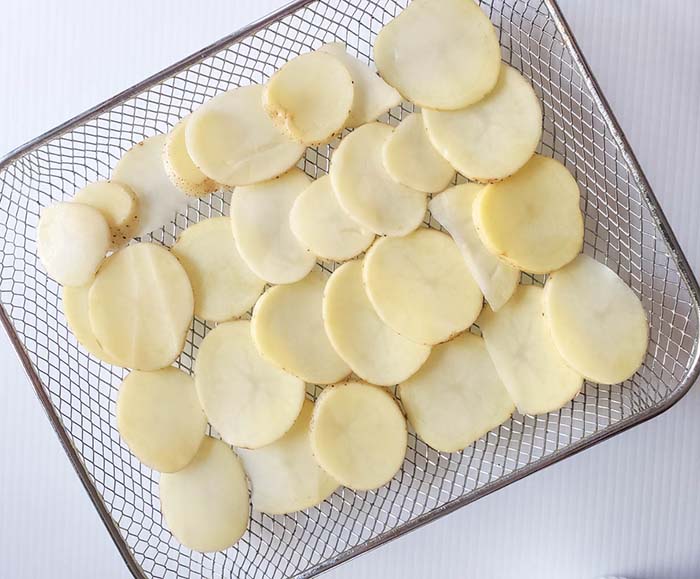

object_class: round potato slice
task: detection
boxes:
[544,254,648,384]
[88,243,194,371]
[160,437,249,552]
[116,367,207,473]
[252,270,351,384]
[329,122,427,237]
[194,320,305,449]
[186,84,306,186]
[374,0,500,110]
[37,202,110,286]
[473,154,583,274]
[289,176,374,262]
[322,260,430,386]
[363,229,483,345]
[237,400,339,514]
[399,333,514,453]
[479,285,583,416]
[423,64,543,182]
[230,168,316,284]
[172,217,264,322]
[310,382,407,491]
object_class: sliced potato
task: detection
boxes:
[322,260,430,386]
[479,285,583,415]
[399,333,514,453]
[473,154,583,274]
[544,254,648,384]
[363,229,483,345]
[72,181,139,248]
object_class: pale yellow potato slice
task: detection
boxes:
[172,217,264,322]
[194,320,305,449]
[310,382,407,491]
[237,400,339,514]
[185,84,305,186]
[479,285,583,415]
[251,270,351,384]
[329,122,427,236]
[374,0,500,110]
[88,243,194,371]
[363,229,483,345]
[423,64,543,182]
[429,183,519,311]
[399,333,514,453]
[72,181,139,248]
[544,254,649,384]
[230,168,316,284]
[473,154,583,274]
[322,260,430,386]
[116,367,206,473]
[159,437,249,552]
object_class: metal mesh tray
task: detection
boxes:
[0,0,698,577]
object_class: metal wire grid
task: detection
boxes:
[0,0,697,577]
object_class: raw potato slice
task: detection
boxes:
[289,176,374,262]
[116,367,207,473]
[252,270,351,384]
[473,154,583,274]
[186,84,305,186]
[310,382,407,491]
[479,285,583,415]
[37,202,110,286]
[238,400,339,514]
[88,243,194,371]
[544,254,649,384]
[231,168,316,284]
[194,320,305,449]
[329,123,427,237]
[423,64,543,182]
[374,0,500,110]
[112,135,190,237]
[72,181,139,248]
[317,42,401,128]
[429,184,519,311]
[382,113,455,193]
[399,333,514,453]
[322,260,430,386]
[263,51,354,145]
[363,229,483,345]
[160,437,249,552]
[172,217,264,322]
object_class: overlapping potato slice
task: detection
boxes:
[163,116,219,196]
[72,181,139,248]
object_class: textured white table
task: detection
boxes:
[0,1,698,578]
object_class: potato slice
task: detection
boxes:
[329,122,427,236]
[230,168,316,284]
[116,367,206,473]
[185,84,305,186]
[423,64,543,182]
[363,229,483,345]
[399,333,514,453]
[322,260,430,386]
[429,183,519,311]
[159,437,249,552]
[194,320,305,449]
[473,154,583,274]
[37,202,110,286]
[251,270,351,384]
[479,285,583,415]
[374,0,500,110]
[238,400,339,514]
[289,175,374,262]
[544,254,649,384]
[88,243,194,371]
[172,217,264,322]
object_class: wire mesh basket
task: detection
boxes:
[0,0,698,577]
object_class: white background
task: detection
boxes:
[1,1,699,578]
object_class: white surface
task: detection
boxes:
[0,1,698,578]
